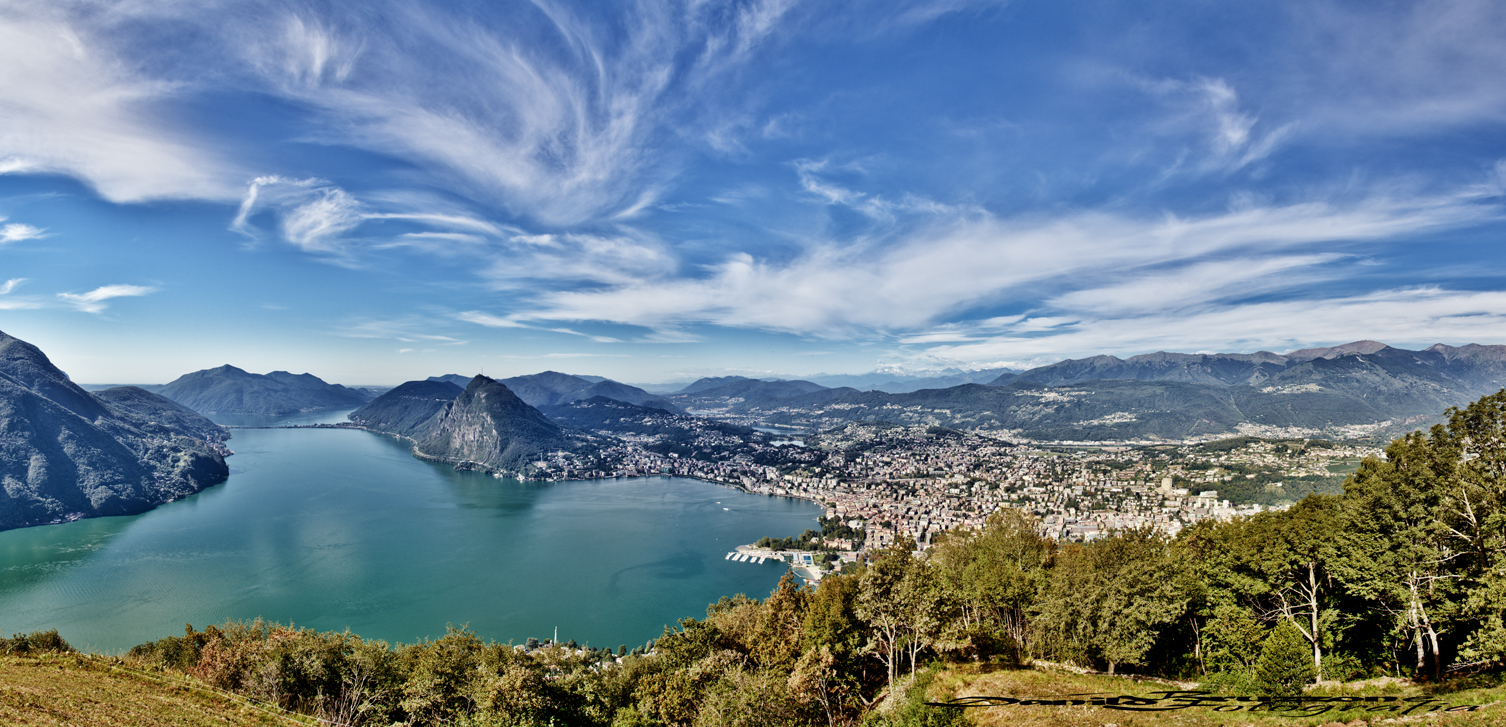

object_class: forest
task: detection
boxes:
[11,390,1506,726]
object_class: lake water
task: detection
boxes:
[0,410,821,653]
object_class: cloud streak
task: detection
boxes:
[0,219,46,244]
[517,190,1497,336]
[57,284,157,313]
[0,13,237,202]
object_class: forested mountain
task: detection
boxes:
[991,340,1506,394]
[94,386,229,446]
[674,376,754,394]
[803,367,1017,393]
[413,376,576,475]
[0,331,229,531]
[348,380,464,436]
[671,378,859,411]
[426,374,473,388]
[157,365,372,417]
[428,371,677,412]
[540,396,759,440]
[355,376,575,476]
[499,371,678,411]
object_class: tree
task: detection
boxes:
[929,509,1051,659]
[1202,604,1266,673]
[1336,434,1463,680]
[1245,495,1342,677]
[856,538,917,692]
[1031,528,1191,674]
[1438,391,1506,667]
[1253,619,1317,696]
[1092,528,1193,674]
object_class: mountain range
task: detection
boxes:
[736,342,1506,440]
[0,331,229,531]
[148,366,374,417]
[430,372,677,412]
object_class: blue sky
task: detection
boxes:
[1,0,1504,385]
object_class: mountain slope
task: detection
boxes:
[157,365,371,417]
[498,371,678,411]
[0,331,229,531]
[349,380,464,436]
[413,376,574,475]
[430,372,677,411]
[94,386,230,448]
[672,378,836,410]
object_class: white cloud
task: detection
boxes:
[1046,253,1348,315]
[57,283,156,313]
[232,176,504,256]
[0,14,238,202]
[456,311,529,328]
[0,220,46,244]
[519,191,1494,336]
[338,316,470,344]
[0,277,40,309]
[1146,77,1295,174]
[921,287,1506,364]
[481,231,676,288]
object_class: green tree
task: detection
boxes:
[1336,433,1463,679]
[856,538,917,692]
[929,509,1051,660]
[1202,604,1266,672]
[1253,619,1317,696]
[1245,495,1342,677]
[1438,391,1506,667]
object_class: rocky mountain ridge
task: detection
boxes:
[354,376,574,476]
[0,331,229,531]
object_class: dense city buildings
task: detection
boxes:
[526,413,1380,564]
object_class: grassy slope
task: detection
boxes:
[931,664,1506,727]
[0,654,296,726]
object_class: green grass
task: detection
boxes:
[930,663,1506,727]
[0,653,304,726]
[1325,459,1363,474]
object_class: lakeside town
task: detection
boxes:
[519,411,1382,578]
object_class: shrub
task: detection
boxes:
[1253,620,1317,696]
[1,628,75,655]
[1199,668,1259,695]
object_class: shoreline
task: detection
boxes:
[240,422,842,572]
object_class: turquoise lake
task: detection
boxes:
[0,410,821,653]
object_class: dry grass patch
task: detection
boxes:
[930,663,1506,727]
[0,653,295,726]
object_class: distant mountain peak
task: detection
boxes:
[1284,340,1389,362]
[158,365,371,416]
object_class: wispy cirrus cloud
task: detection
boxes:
[918,286,1506,365]
[0,219,47,244]
[0,277,42,310]
[57,284,157,313]
[0,13,238,202]
[517,187,1497,337]
[230,0,797,227]
[1145,77,1295,175]
[231,176,505,257]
